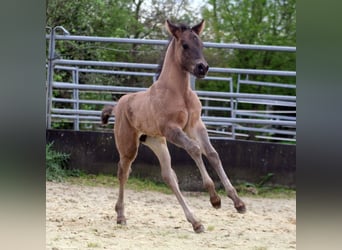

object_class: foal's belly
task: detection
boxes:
[124,90,201,136]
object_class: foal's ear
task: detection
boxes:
[192,19,205,35]
[165,19,181,38]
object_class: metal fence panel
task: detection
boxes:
[46,28,296,143]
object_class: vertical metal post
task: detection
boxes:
[46,26,70,130]
[229,78,235,139]
[204,99,209,116]
[190,75,196,90]
[72,68,80,130]
[46,28,56,129]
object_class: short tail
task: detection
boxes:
[101,105,115,125]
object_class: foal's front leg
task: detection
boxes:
[142,136,204,233]
[195,123,246,213]
[164,126,221,209]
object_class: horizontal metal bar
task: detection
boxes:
[53,82,147,92]
[52,98,116,106]
[203,42,296,52]
[207,129,296,138]
[204,131,296,142]
[50,114,108,121]
[204,121,234,126]
[199,96,234,103]
[207,129,235,136]
[236,109,296,114]
[236,98,296,107]
[239,79,296,89]
[55,59,158,69]
[54,59,296,77]
[235,111,296,121]
[209,67,296,76]
[51,108,101,115]
[52,82,296,102]
[234,126,296,135]
[48,35,169,45]
[208,135,296,143]
[47,35,296,52]
[255,135,296,142]
[203,76,233,81]
[201,116,296,126]
[195,90,296,101]
[202,106,232,112]
[54,65,156,77]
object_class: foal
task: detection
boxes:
[102,19,246,233]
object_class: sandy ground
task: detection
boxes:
[46,181,296,250]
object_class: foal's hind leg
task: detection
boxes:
[142,136,204,233]
[195,122,246,213]
[115,155,136,225]
[114,127,140,225]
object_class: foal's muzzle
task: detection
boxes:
[194,62,209,78]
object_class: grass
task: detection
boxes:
[65,173,295,199]
[66,174,172,194]
[234,184,296,199]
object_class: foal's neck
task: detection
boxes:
[156,38,191,94]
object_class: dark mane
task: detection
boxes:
[155,23,191,81]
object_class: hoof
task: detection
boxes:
[117,216,127,225]
[210,195,221,209]
[193,223,205,233]
[235,201,246,214]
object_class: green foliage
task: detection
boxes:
[257,172,275,187]
[46,143,83,181]
[232,173,296,198]
[46,142,70,181]
[47,0,296,87]
[201,0,296,87]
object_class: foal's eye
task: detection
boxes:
[182,43,189,50]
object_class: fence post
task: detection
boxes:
[46,27,55,129]
[46,26,70,129]
[190,75,196,90]
[72,68,80,130]
[229,78,236,139]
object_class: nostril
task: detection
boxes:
[197,63,205,73]
[195,62,209,77]
[205,64,209,72]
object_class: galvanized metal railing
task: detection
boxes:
[46,27,296,143]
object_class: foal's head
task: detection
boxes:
[166,19,209,79]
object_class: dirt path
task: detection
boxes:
[46,182,296,250]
